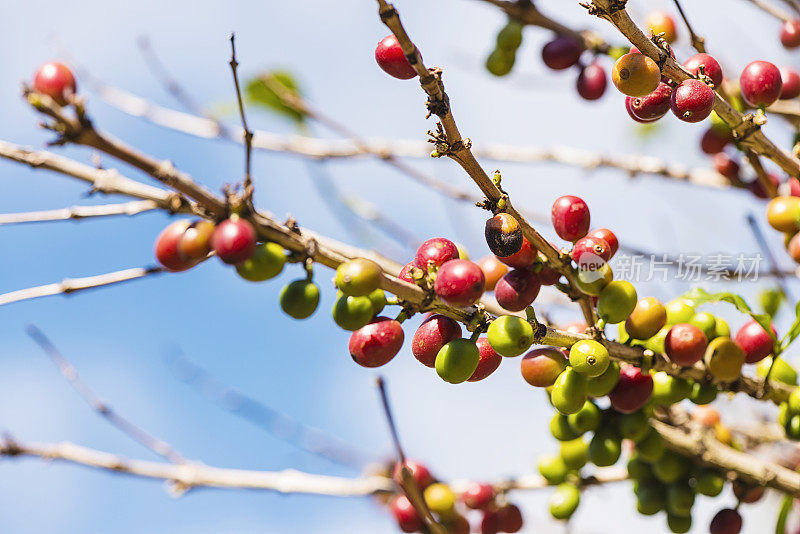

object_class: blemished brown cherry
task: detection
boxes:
[33,61,76,106]
[348,316,404,368]
[497,236,537,269]
[576,62,607,101]
[496,504,523,533]
[780,66,800,100]
[412,314,462,367]
[434,259,486,307]
[781,19,800,49]
[375,35,417,80]
[740,60,783,107]
[211,216,257,264]
[626,82,672,122]
[551,195,590,242]
[485,212,523,258]
[494,268,541,311]
[414,237,459,270]
[670,79,715,123]
[541,36,584,70]
[612,53,661,97]
[468,337,502,381]
[682,53,723,87]
[155,220,196,272]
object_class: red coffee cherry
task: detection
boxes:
[461,482,495,509]
[538,264,561,285]
[740,60,783,107]
[609,365,654,413]
[627,82,672,122]
[494,268,541,311]
[375,35,417,80]
[781,19,800,49]
[587,228,618,258]
[480,510,501,534]
[572,235,612,268]
[576,62,607,101]
[33,61,76,106]
[713,153,741,182]
[789,177,800,197]
[468,337,502,381]
[496,504,523,533]
[625,96,659,123]
[551,195,590,242]
[700,128,730,155]
[520,347,568,387]
[211,217,257,264]
[710,508,742,534]
[389,494,423,533]
[665,323,708,366]
[682,53,723,87]
[541,36,584,70]
[393,460,434,489]
[178,220,215,262]
[399,262,416,283]
[749,173,780,199]
[780,66,800,100]
[348,317,405,367]
[670,79,715,123]
[732,480,765,503]
[414,237,459,270]
[434,259,486,307]
[497,236,537,269]
[476,255,508,291]
[155,220,196,272]
[412,314,462,367]
[734,319,776,364]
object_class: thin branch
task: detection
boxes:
[26,326,186,464]
[745,150,778,199]
[671,0,706,53]
[0,200,161,225]
[228,33,254,191]
[740,0,794,21]
[746,212,795,302]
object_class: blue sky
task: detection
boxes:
[0,1,798,532]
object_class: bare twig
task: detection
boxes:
[0,200,161,225]
[26,325,186,464]
[740,0,794,21]
[228,34,254,192]
[672,0,706,53]
[746,213,795,302]
[745,150,778,199]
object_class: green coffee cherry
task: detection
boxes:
[618,410,650,442]
[537,453,569,485]
[689,312,716,340]
[597,280,638,324]
[588,427,622,467]
[486,315,534,357]
[551,413,581,441]
[587,361,621,397]
[567,401,602,434]
[665,299,695,325]
[332,294,375,331]
[236,242,286,281]
[666,513,692,533]
[714,317,731,339]
[627,455,654,481]
[486,49,515,77]
[652,452,690,484]
[635,482,666,516]
[549,483,581,520]
[559,438,588,470]
[334,258,382,296]
[666,482,695,516]
[651,372,693,405]
[496,21,523,51]
[367,288,387,315]
[569,340,610,378]
[694,469,724,497]
[435,339,480,384]
[552,368,589,415]
[689,381,718,405]
[280,280,320,319]
[636,428,666,463]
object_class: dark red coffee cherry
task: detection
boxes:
[538,264,561,286]
[609,365,653,413]
[740,60,783,108]
[389,495,423,533]
[468,337,502,382]
[750,173,780,199]
[587,228,618,258]
[541,36,584,70]
[625,96,659,123]
[461,482,495,509]
[734,319,776,364]
[732,480,765,503]
[780,66,800,100]
[348,316,405,368]
[710,508,742,534]
[33,62,76,106]
[789,177,800,197]
[412,314,462,367]
[485,213,523,257]
[627,82,672,122]
[211,216,257,264]
[551,195,590,242]
[682,53,723,87]
[414,237,459,270]
[670,79,715,122]
[572,235,612,268]
[496,504,523,533]
[375,35,417,80]
[434,259,486,307]
[497,236,537,269]
[393,460,434,489]
[781,19,800,49]
[713,153,741,182]
[155,220,196,272]
[700,128,730,155]
[576,62,607,101]
[494,268,541,311]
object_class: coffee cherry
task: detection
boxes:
[393,460,434,489]
[424,483,455,515]
[713,153,741,182]
[682,53,723,87]
[670,79,715,122]
[689,311,717,340]
[587,228,619,258]
[710,508,742,534]
[767,196,800,232]
[178,220,215,262]
[749,172,780,199]
[236,242,286,281]
[551,195,590,242]
[732,480,765,503]
[627,454,654,481]
[597,280,638,324]
[155,220,196,272]
[609,365,653,413]
[211,216,257,264]
[700,127,730,155]
[280,280,320,319]
[666,481,695,516]
[497,236,537,269]
[627,82,672,121]
[487,315,534,357]
[618,410,650,441]
[412,314,462,368]
[704,337,745,381]
[497,21,524,51]
[568,400,602,435]
[665,299,695,325]
[348,317,404,367]
[789,232,800,263]
[494,268,541,311]
[612,53,661,97]
[690,381,718,404]
[541,36,584,70]
[480,509,501,534]
[414,237,459,270]
[367,288,387,315]
[332,294,375,331]
[496,504,523,533]
[643,325,669,354]
[781,19,800,48]
[468,337,502,381]
[734,319,776,364]
[552,367,589,415]
[486,49,516,77]
[572,235,612,268]
[740,60,783,107]
[664,323,707,366]
[375,35,416,80]
[549,482,581,520]
[646,11,677,43]
[436,338,480,384]
[587,361,621,397]
[33,62,77,106]
[461,482,495,510]
[485,213,523,257]
[577,62,607,100]
[538,453,569,484]
[651,371,693,405]
[780,66,800,99]
[759,356,799,385]
[389,494,423,533]
[575,262,613,296]
[476,256,508,291]
[588,427,622,467]
[560,437,589,470]
[625,297,667,340]
[551,413,581,441]
[434,259,486,307]
[569,340,610,378]
[538,264,561,286]
[653,452,690,484]
[694,469,724,497]
[521,347,567,387]
[636,428,666,463]
[398,262,416,283]
[335,258,382,297]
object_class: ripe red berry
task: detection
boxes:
[414,238,459,270]
[682,53,723,87]
[393,460,434,489]
[434,259,486,307]
[468,337,502,381]
[520,347,567,387]
[571,235,612,269]
[480,510,501,534]
[33,62,76,106]
[670,79,715,122]
[412,314,462,367]
[713,153,741,182]
[740,60,783,107]
[211,217,257,264]
[399,262,416,283]
[541,36,584,70]
[609,365,653,413]
[789,177,800,197]
[461,482,495,509]
[734,319,776,364]
[494,268,541,311]
[732,480,765,503]
[710,508,742,534]
[781,19,800,49]
[626,82,672,122]
[348,317,405,367]
[780,66,800,100]
[587,228,618,258]
[625,97,659,123]
[700,128,730,155]
[538,264,561,285]
[576,62,607,100]
[665,323,708,366]
[497,236,537,269]
[389,494,423,533]
[155,220,196,272]
[178,220,215,262]
[551,195,590,242]
[375,35,417,80]
[496,504,523,533]
[749,173,780,199]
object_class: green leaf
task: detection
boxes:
[245,70,306,124]
[775,493,792,534]
[780,299,800,354]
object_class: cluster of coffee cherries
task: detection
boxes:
[766,195,800,265]
[386,460,523,534]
